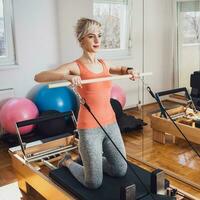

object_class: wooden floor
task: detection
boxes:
[124,102,200,199]
[0,102,200,199]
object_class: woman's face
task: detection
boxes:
[81,31,102,53]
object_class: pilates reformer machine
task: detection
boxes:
[9,74,196,200]
[150,87,200,145]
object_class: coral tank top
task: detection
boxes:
[76,59,116,129]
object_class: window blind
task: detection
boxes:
[180,1,200,12]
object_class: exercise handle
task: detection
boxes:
[48,72,152,89]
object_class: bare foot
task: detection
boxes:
[58,153,73,168]
[62,158,73,167]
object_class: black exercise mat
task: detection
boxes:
[141,194,175,200]
[49,162,152,200]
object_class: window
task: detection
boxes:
[0,0,15,66]
[93,0,132,58]
[178,1,200,44]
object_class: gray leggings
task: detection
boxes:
[67,122,127,189]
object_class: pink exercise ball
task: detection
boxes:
[0,98,39,135]
[111,85,126,108]
[0,98,11,122]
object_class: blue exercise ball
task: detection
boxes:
[28,84,79,113]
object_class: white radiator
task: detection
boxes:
[0,88,15,135]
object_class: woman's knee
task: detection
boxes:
[85,178,102,189]
[120,162,128,176]
[114,161,128,177]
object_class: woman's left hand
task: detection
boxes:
[127,68,139,81]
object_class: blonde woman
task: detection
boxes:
[35,18,137,189]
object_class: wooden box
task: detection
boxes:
[150,106,200,144]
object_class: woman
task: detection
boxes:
[34,18,138,189]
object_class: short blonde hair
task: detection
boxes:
[75,18,102,42]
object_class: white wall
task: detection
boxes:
[143,0,173,104]
[0,0,174,108]
[179,44,200,91]
[57,0,93,63]
[0,0,59,97]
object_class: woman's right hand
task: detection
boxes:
[70,75,82,87]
